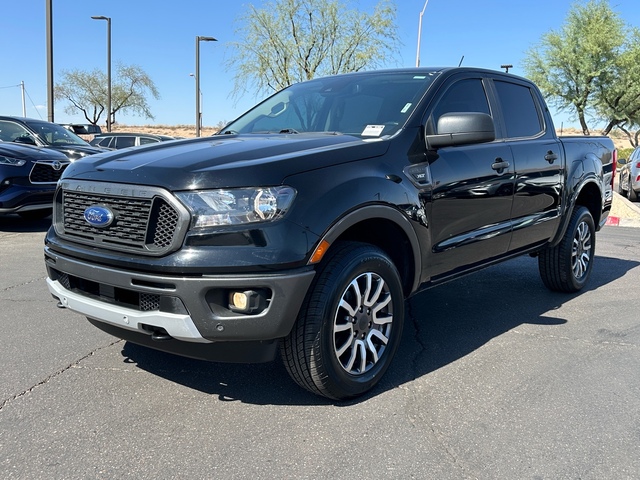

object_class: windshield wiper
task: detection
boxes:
[278,128,299,134]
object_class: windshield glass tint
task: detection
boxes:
[222,71,439,138]
[25,120,89,146]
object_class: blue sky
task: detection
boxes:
[1,0,639,130]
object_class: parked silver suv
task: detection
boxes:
[618,147,640,201]
[89,132,177,149]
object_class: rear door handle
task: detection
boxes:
[491,158,510,174]
[545,151,558,163]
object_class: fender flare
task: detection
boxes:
[313,204,423,294]
[550,155,604,247]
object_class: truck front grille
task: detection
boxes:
[63,191,151,244]
[54,180,189,256]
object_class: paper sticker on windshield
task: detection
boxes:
[362,125,385,137]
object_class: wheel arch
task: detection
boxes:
[574,180,604,228]
[550,172,605,248]
[311,205,421,296]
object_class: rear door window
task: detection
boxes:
[494,80,543,138]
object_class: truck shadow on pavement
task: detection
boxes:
[119,253,638,406]
[0,215,51,233]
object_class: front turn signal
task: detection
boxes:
[309,240,330,264]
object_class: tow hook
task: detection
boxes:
[151,330,173,342]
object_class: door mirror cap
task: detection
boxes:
[426,112,495,148]
[13,135,37,146]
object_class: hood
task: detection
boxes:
[0,142,68,161]
[62,133,390,190]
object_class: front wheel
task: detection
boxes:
[538,206,595,292]
[281,242,404,400]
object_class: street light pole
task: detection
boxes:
[46,0,54,122]
[415,0,429,67]
[92,16,112,132]
[190,73,203,132]
[195,35,217,137]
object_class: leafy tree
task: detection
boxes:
[227,0,399,98]
[55,63,160,126]
[594,30,640,145]
[523,0,625,135]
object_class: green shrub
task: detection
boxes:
[618,147,634,162]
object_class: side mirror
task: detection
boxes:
[270,102,286,117]
[13,135,37,146]
[426,112,495,148]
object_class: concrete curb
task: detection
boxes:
[605,192,640,228]
[606,216,640,228]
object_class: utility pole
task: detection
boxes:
[20,81,26,117]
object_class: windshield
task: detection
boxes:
[221,70,439,138]
[24,119,90,146]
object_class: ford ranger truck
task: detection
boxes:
[45,67,615,400]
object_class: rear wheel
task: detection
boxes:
[538,206,595,292]
[628,185,638,202]
[281,242,404,400]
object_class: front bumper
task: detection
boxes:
[0,184,55,214]
[45,247,315,361]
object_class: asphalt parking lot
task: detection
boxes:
[1,203,639,479]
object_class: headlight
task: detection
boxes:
[176,186,296,228]
[0,155,27,167]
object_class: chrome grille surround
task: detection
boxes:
[29,160,70,184]
[53,180,191,256]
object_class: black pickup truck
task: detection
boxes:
[45,67,616,399]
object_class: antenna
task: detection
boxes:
[501,64,513,73]
[458,55,464,67]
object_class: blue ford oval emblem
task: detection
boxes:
[83,206,114,228]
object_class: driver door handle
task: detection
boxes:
[491,158,510,174]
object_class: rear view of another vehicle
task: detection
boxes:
[0,142,70,219]
[618,147,640,201]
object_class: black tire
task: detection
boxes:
[538,206,595,293]
[18,209,52,220]
[628,185,638,202]
[281,242,404,400]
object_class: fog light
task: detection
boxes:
[232,292,249,310]
[229,289,267,314]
